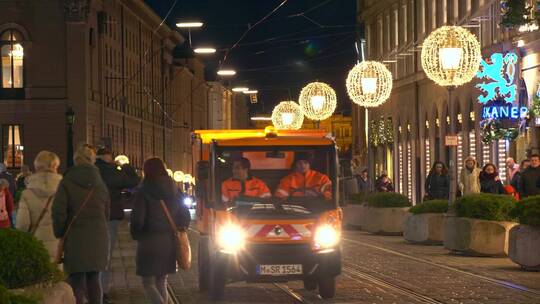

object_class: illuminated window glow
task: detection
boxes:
[425,138,431,176]
[407,141,412,202]
[458,133,464,174]
[498,139,507,183]
[398,144,404,194]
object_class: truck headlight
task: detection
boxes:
[314,225,340,249]
[217,224,246,254]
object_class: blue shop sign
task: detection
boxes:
[482,105,528,119]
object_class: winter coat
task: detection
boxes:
[459,166,481,195]
[356,176,369,194]
[51,163,110,275]
[95,159,140,220]
[510,171,522,195]
[479,173,506,194]
[16,172,62,261]
[519,166,540,198]
[130,176,190,277]
[425,173,450,200]
[375,179,394,192]
[0,188,14,228]
[0,171,17,198]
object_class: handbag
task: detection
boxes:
[29,192,54,236]
[159,200,191,270]
[54,187,95,264]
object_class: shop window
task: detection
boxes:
[457,133,464,174]
[425,138,431,175]
[497,139,507,183]
[482,143,491,166]
[2,125,23,169]
[469,130,476,160]
[0,29,24,99]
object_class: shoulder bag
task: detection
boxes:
[29,191,55,236]
[54,187,95,264]
[159,200,191,270]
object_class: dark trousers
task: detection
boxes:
[68,271,103,304]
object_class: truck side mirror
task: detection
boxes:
[196,161,209,180]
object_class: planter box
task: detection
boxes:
[362,207,409,235]
[343,203,367,229]
[509,225,540,271]
[11,282,75,304]
[443,216,517,256]
[403,213,445,244]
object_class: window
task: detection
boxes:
[1,29,24,89]
[2,125,23,168]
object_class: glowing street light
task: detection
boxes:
[114,155,130,166]
[194,47,216,54]
[346,61,393,107]
[232,87,249,92]
[173,171,184,183]
[176,22,203,28]
[217,69,236,76]
[272,101,304,130]
[299,82,336,122]
[243,90,258,94]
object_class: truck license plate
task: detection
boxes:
[257,264,303,276]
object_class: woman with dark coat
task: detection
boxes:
[425,161,450,200]
[131,158,190,304]
[375,174,394,192]
[479,163,507,194]
[52,144,110,304]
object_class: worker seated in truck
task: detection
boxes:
[221,157,271,205]
[275,153,332,200]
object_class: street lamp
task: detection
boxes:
[65,106,75,168]
[194,47,216,54]
[232,87,249,92]
[298,82,337,124]
[173,170,184,183]
[271,101,304,130]
[176,21,204,47]
[346,61,393,107]
[115,155,130,166]
[217,69,236,76]
[421,25,481,208]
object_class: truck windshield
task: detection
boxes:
[215,146,337,211]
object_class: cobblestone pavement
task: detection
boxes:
[109,219,540,303]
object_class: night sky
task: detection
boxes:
[144,0,359,116]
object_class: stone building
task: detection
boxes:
[0,0,234,174]
[355,0,540,203]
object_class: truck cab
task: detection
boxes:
[193,128,342,300]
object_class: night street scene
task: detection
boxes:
[1,0,540,303]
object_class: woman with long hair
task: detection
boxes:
[131,157,190,304]
[425,161,450,200]
[479,163,506,194]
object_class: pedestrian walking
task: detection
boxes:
[16,151,62,261]
[355,168,370,194]
[0,179,14,229]
[425,161,450,200]
[506,157,520,184]
[479,164,506,194]
[0,163,17,199]
[16,164,32,190]
[52,144,110,304]
[95,147,140,302]
[519,154,540,198]
[459,156,481,196]
[510,159,530,199]
[375,173,394,192]
[130,157,190,304]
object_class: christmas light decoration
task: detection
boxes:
[298,82,337,121]
[271,101,304,130]
[421,26,481,87]
[346,61,393,107]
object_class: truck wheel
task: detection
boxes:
[303,278,317,291]
[198,239,210,292]
[318,276,336,299]
[209,256,227,300]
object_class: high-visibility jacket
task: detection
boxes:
[221,177,271,203]
[275,170,332,199]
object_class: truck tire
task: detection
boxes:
[303,278,317,291]
[318,276,336,299]
[198,239,210,292]
[209,255,227,300]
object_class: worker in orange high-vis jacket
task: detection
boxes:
[275,153,332,200]
[221,157,271,205]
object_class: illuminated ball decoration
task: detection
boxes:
[421,26,481,87]
[114,155,129,165]
[298,82,337,121]
[173,171,184,183]
[271,101,304,130]
[346,61,393,107]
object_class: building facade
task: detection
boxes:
[0,0,237,175]
[355,0,540,203]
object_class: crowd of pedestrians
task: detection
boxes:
[0,144,191,304]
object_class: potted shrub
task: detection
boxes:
[404,200,448,244]
[508,196,540,270]
[343,193,369,229]
[443,193,518,256]
[0,229,74,304]
[362,192,411,235]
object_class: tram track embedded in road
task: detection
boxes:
[343,237,540,297]
[274,283,314,304]
[167,282,182,304]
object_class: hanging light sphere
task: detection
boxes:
[271,101,304,130]
[298,82,337,121]
[173,171,184,183]
[421,25,481,87]
[346,61,393,107]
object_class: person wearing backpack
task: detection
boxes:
[52,144,110,304]
[0,178,14,229]
[16,151,62,261]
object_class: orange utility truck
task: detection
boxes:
[192,127,342,300]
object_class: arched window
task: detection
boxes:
[1,29,24,89]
